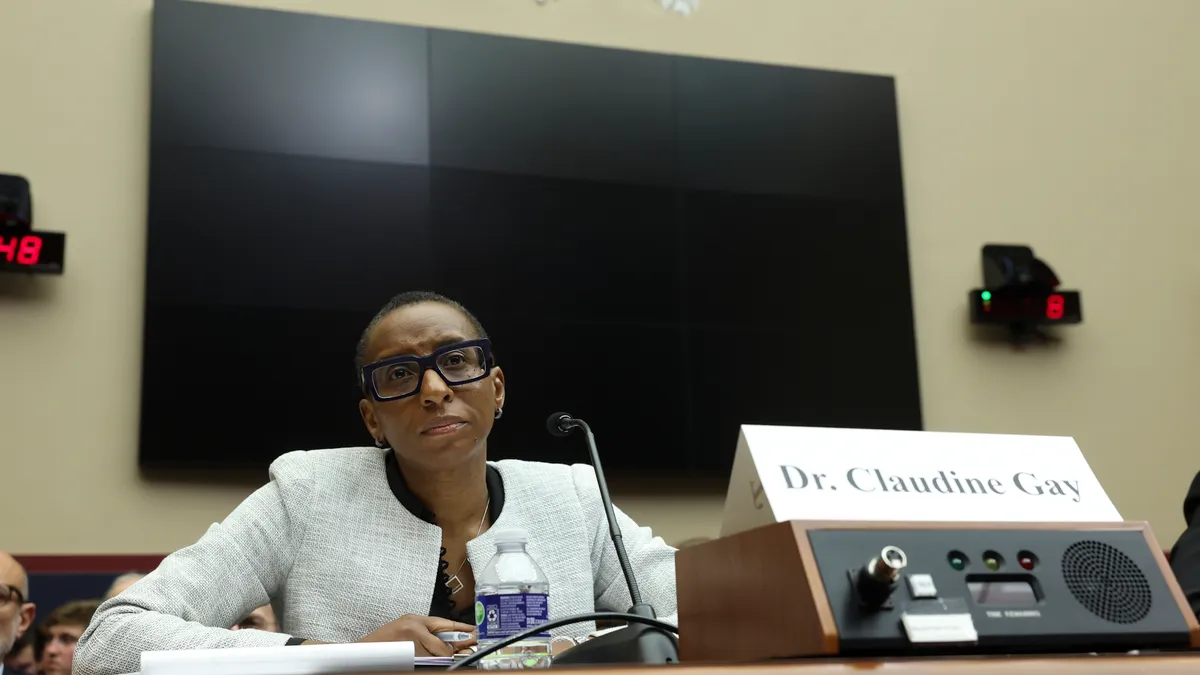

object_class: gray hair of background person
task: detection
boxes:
[104,573,145,600]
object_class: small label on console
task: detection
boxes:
[901,613,979,644]
[986,609,1042,619]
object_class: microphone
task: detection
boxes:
[546,413,641,605]
[545,412,575,438]
[544,412,679,665]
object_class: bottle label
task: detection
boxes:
[475,593,550,640]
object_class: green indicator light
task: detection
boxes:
[981,291,992,301]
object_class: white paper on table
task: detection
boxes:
[140,641,415,675]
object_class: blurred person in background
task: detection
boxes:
[103,574,144,601]
[37,601,99,675]
[2,630,36,674]
[1,551,36,675]
[1170,470,1200,617]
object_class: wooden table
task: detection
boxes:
[549,654,1199,674]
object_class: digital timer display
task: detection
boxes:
[967,579,1040,606]
[0,231,67,275]
[969,288,1081,325]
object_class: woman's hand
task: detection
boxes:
[357,614,477,657]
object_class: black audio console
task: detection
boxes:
[809,528,1192,654]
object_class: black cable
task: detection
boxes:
[446,611,678,671]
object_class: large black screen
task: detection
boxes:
[141,0,922,474]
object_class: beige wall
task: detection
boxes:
[1,0,1198,554]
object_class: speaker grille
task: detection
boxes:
[1061,540,1152,623]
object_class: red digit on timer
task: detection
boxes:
[1046,293,1065,320]
[17,236,42,265]
[0,235,16,262]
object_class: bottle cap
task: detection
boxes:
[493,528,530,545]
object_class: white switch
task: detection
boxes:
[907,574,938,598]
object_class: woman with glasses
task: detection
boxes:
[75,292,678,675]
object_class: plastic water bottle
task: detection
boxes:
[474,528,552,669]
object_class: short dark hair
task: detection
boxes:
[43,599,101,630]
[354,291,489,374]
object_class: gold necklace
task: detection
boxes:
[445,496,490,595]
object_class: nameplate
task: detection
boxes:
[720,425,1121,536]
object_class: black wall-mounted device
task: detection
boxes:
[969,245,1080,338]
[0,173,66,275]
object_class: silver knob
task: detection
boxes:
[866,545,908,583]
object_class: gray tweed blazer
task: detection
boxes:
[74,447,678,675]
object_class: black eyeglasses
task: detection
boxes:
[360,338,494,402]
[0,583,24,606]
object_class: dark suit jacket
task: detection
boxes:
[1169,470,1200,617]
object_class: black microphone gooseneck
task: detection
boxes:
[547,412,642,607]
[545,412,679,666]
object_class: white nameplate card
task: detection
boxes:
[901,613,979,644]
[140,641,415,675]
[721,425,1121,536]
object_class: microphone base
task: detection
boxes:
[552,604,679,666]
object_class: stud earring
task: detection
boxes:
[374,437,386,448]
[494,408,504,420]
